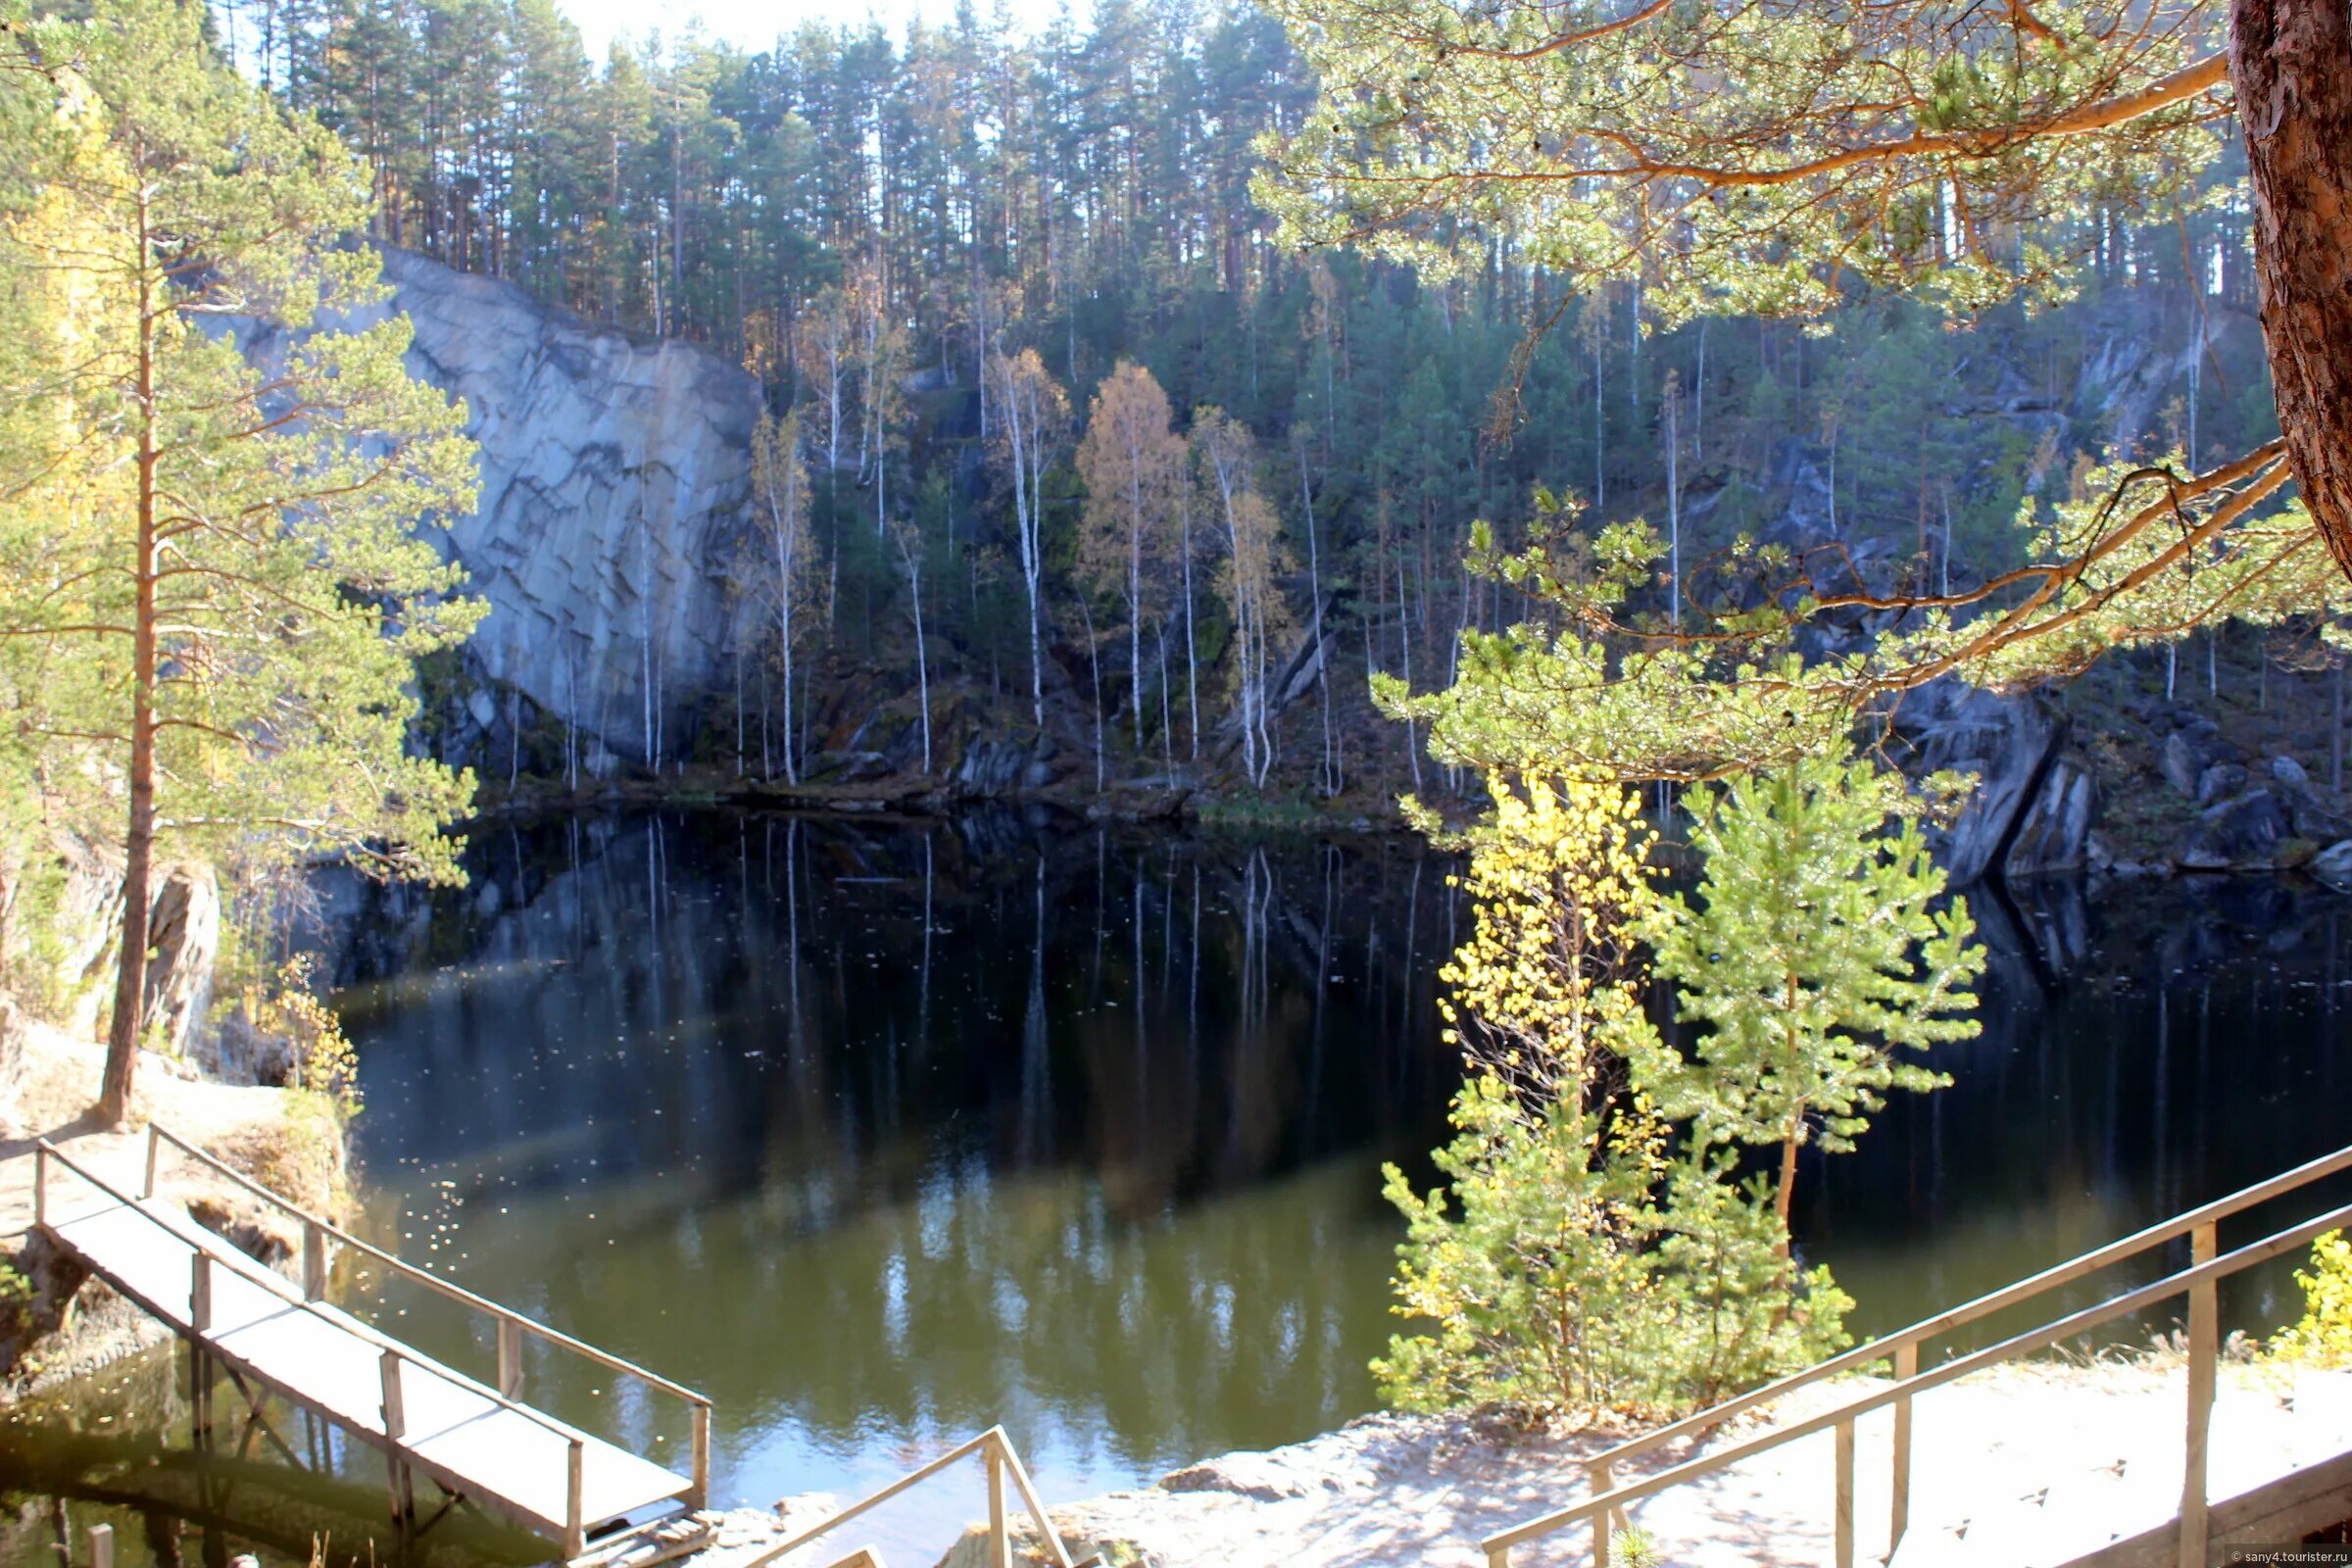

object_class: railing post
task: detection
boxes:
[303,1220,327,1300]
[2180,1221,2218,1568]
[86,1524,114,1568]
[497,1314,523,1399]
[189,1251,212,1334]
[381,1348,413,1530]
[985,1433,1012,1568]
[1834,1415,1856,1568]
[1486,1546,1510,1568]
[1890,1339,1919,1553]
[690,1399,712,1510]
[188,1339,214,1446]
[1587,1457,1614,1568]
[143,1125,161,1200]
[564,1437,586,1560]
[379,1347,406,1439]
[32,1145,45,1231]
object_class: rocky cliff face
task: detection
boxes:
[287,247,770,767]
[1890,679,2100,884]
[292,252,2264,878]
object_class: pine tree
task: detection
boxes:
[1261,0,2352,645]
[1646,745,1986,1236]
[1,0,481,1123]
[1379,773,1852,1415]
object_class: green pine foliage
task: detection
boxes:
[1375,770,1872,1421]
[1378,1089,1854,1416]
[192,0,2299,804]
[1647,751,1987,1231]
[0,0,481,1113]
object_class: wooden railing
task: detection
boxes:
[35,1125,714,1556]
[140,1121,713,1517]
[1482,1141,2352,1568]
[35,1134,608,1543]
[740,1426,1101,1568]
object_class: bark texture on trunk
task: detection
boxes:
[101,176,160,1129]
[2231,0,2352,578]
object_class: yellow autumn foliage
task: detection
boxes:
[1381,768,1852,1415]
[2268,1230,2352,1369]
[1436,771,1658,1111]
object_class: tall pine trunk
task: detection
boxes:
[102,180,161,1127]
[2232,0,2352,573]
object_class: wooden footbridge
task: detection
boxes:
[34,1126,714,1566]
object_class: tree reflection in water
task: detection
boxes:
[310,811,2352,1535]
[326,810,1459,1514]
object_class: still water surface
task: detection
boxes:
[6,808,2349,1566]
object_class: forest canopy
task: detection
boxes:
[1256,0,2352,783]
[162,0,2345,805]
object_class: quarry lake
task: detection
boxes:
[10,807,2352,1565]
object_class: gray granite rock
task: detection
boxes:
[2162,730,2203,797]
[2196,762,2248,807]
[2179,789,2292,869]
[240,247,769,766]
[1895,680,2090,884]
[141,863,219,1059]
[2004,758,2100,878]
[2307,840,2352,894]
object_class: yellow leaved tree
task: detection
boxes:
[1379,773,1851,1417]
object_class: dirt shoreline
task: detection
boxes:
[0,1004,347,1401]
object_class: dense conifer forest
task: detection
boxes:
[210,0,2290,798]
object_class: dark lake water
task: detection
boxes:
[6,808,2350,1568]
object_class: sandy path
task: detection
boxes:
[690,1359,2352,1568]
[0,1007,331,1395]
[0,1009,307,1248]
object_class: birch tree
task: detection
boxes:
[989,348,1068,730]
[795,286,854,481]
[1075,361,1182,755]
[751,408,820,784]
[859,278,906,538]
[1192,408,1289,788]
[890,516,932,774]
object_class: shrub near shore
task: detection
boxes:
[1381,743,1982,1419]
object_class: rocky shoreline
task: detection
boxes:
[692,1358,2351,1568]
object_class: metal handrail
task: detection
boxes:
[1593,1141,2352,1475]
[144,1122,713,1514]
[1488,1199,2352,1563]
[148,1125,709,1403]
[740,1426,1084,1568]
[35,1138,584,1440]
[37,1133,682,1551]
[1484,1142,2352,1568]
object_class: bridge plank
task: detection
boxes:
[45,1193,691,1544]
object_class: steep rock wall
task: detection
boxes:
[1891,679,2100,884]
[329,250,2172,855]
[274,247,770,765]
